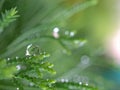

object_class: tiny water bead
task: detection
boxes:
[29,82,34,87]
[79,82,82,85]
[16,87,19,90]
[7,58,10,61]
[16,56,19,59]
[53,27,60,38]
[52,27,77,39]
[16,65,21,70]
[65,31,76,37]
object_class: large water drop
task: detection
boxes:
[26,44,40,56]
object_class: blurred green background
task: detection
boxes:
[0,0,120,90]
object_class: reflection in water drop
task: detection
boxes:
[81,55,90,65]
[26,44,32,56]
[85,83,88,86]
[53,27,59,38]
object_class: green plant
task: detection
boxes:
[0,0,119,90]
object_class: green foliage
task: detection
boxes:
[54,80,97,90]
[0,7,19,33]
[0,59,17,79]
[0,0,119,90]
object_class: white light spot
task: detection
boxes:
[70,32,75,37]
[53,27,59,38]
[79,82,82,85]
[26,44,32,56]
[16,65,21,70]
[16,88,19,90]
[61,79,65,82]
[16,56,19,59]
[53,27,59,33]
[85,83,88,86]
[106,29,120,64]
[7,58,10,61]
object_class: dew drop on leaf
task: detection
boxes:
[7,58,10,61]
[16,65,21,70]
[16,56,19,59]
[79,82,82,85]
[16,87,19,90]
[26,44,40,56]
[53,27,60,38]
[65,31,76,37]
[85,83,89,86]
[29,82,34,87]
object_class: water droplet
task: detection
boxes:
[74,40,87,47]
[61,79,65,82]
[64,79,69,83]
[26,44,40,56]
[29,82,34,87]
[65,31,75,37]
[85,83,88,86]
[81,55,90,65]
[53,27,60,38]
[16,65,21,70]
[79,82,82,85]
[7,58,10,61]
[16,56,19,59]
[16,87,19,90]
[70,32,75,37]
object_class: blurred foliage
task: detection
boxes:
[0,0,120,90]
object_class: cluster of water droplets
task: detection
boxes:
[60,78,69,83]
[57,78,90,90]
[53,27,60,38]
[52,27,76,39]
